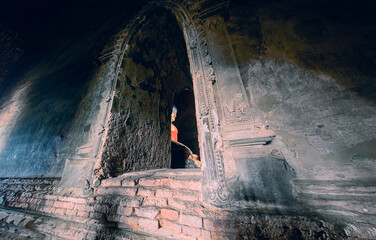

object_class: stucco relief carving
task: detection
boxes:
[206,16,222,31]
[189,13,232,207]
[224,93,251,124]
[203,15,255,130]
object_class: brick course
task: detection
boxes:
[161,209,179,220]
[179,214,203,228]
[159,219,182,234]
[0,171,345,240]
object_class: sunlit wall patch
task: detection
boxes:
[0,81,31,154]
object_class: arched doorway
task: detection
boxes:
[98,8,198,178]
[60,0,239,208]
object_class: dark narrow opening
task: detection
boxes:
[171,89,200,169]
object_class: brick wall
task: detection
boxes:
[0,178,59,211]
[0,170,347,239]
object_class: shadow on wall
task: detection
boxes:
[228,0,376,104]
[235,156,296,204]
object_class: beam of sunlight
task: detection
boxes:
[0,81,31,154]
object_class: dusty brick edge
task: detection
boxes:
[0,174,349,240]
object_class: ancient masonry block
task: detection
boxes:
[121,179,136,187]
[117,206,134,216]
[160,209,179,220]
[182,225,202,238]
[138,218,159,231]
[139,178,171,187]
[155,188,174,198]
[137,188,155,196]
[142,196,167,207]
[179,214,203,229]
[159,219,182,234]
[133,207,160,219]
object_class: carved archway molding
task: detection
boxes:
[60,0,275,208]
[98,0,232,207]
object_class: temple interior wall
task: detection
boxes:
[0,0,375,239]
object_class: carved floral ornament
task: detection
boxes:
[224,93,252,124]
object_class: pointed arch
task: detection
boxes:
[97,0,229,206]
[60,0,231,207]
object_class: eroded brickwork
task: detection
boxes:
[0,171,349,240]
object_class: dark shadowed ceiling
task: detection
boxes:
[1,0,376,101]
[0,0,146,90]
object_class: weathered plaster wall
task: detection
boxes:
[228,0,376,101]
[100,9,192,178]
[246,60,376,179]
[226,0,376,182]
[223,0,376,232]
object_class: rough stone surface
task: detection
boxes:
[100,9,193,177]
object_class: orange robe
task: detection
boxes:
[171,124,178,142]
